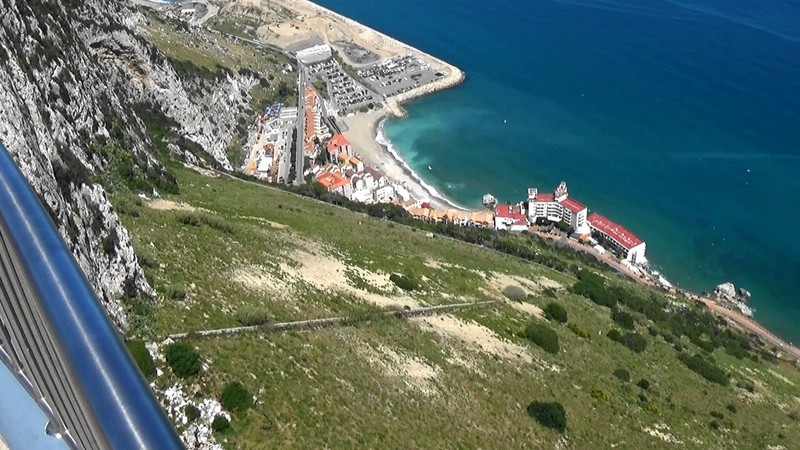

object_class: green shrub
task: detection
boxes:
[726,403,737,414]
[620,332,647,353]
[709,420,720,430]
[572,271,617,308]
[568,323,590,339]
[525,322,560,354]
[607,329,622,342]
[502,285,526,302]
[176,212,234,233]
[590,388,610,402]
[544,302,568,323]
[165,341,202,378]
[126,340,155,380]
[542,287,557,298]
[185,404,201,422]
[788,410,799,421]
[526,401,566,433]
[710,410,724,419]
[679,353,729,386]
[737,379,755,393]
[134,244,157,269]
[235,306,271,326]
[611,309,635,329]
[637,378,651,391]
[221,381,253,413]
[165,283,187,301]
[390,273,418,291]
[211,415,230,433]
[613,367,630,382]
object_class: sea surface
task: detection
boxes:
[314,0,800,344]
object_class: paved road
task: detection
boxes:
[294,65,308,185]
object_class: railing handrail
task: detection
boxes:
[0,142,181,449]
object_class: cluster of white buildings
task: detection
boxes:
[311,133,406,205]
[244,103,297,183]
[492,181,647,265]
[302,86,330,157]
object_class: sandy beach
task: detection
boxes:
[341,109,474,212]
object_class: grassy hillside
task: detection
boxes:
[114,166,800,448]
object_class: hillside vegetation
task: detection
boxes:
[116,166,800,448]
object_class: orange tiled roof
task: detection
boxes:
[327,133,350,153]
[304,109,315,137]
[316,171,350,190]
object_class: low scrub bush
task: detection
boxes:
[235,306,271,326]
[679,353,729,386]
[502,285,526,302]
[737,379,755,393]
[390,273,418,291]
[526,401,566,432]
[185,404,201,422]
[542,287,557,298]
[572,271,617,308]
[637,378,651,391]
[165,283,187,301]
[525,322,560,354]
[221,381,253,413]
[710,410,724,419]
[620,332,647,353]
[726,403,737,414]
[607,329,622,342]
[590,388,610,402]
[611,309,635,330]
[126,340,155,380]
[613,367,630,382]
[165,341,202,378]
[568,323,590,339]
[211,415,230,433]
[544,302,568,323]
[176,212,234,233]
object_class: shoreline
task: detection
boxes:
[341,109,475,212]
[241,0,799,358]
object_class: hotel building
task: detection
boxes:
[587,213,647,265]
[527,181,590,235]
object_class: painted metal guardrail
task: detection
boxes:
[0,142,181,449]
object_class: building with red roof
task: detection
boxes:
[326,133,352,163]
[527,182,589,234]
[494,203,528,231]
[587,213,646,264]
[316,171,352,198]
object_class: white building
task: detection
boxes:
[297,44,332,64]
[587,213,647,265]
[527,181,590,235]
[373,185,394,203]
[494,204,528,231]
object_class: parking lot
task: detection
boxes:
[357,54,444,98]
[307,59,379,113]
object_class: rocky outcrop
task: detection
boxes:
[0,0,256,331]
[713,282,753,317]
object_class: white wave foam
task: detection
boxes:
[376,120,471,211]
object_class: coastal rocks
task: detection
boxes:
[714,282,751,304]
[713,282,753,317]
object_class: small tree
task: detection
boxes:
[544,302,568,323]
[502,285,526,302]
[390,273,418,291]
[165,341,201,378]
[637,378,651,391]
[613,367,630,382]
[221,381,253,413]
[611,309,635,329]
[211,415,230,433]
[525,322,560,354]
[527,401,566,432]
[184,404,201,422]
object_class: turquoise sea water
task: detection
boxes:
[314,0,800,343]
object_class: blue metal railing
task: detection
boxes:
[0,142,181,449]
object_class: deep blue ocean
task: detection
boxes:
[314,0,800,343]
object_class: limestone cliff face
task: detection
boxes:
[0,0,254,332]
